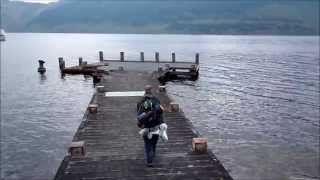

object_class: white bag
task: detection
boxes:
[159,123,168,142]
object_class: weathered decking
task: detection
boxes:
[54,70,233,180]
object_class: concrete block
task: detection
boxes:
[88,104,98,113]
[78,57,83,66]
[169,102,179,112]
[192,138,207,153]
[69,141,85,158]
[158,85,166,92]
[195,53,200,64]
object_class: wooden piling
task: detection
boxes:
[140,52,144,62]
[172,52,176,63]
[88,104,98,113]
[120,52,124,62]
[58,57,65,70]
[78,57,83,66]
[99,51,104,62]
[155,52,159,62]
[195,53,199,64]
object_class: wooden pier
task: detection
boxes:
[54,53,232,180]
[58,51,199,83]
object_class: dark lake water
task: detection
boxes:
[1,33,319,180]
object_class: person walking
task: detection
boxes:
[137,85,164,167]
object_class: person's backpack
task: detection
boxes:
[143,98,153,112]
[137,96,163,125]
[137,97,153,115]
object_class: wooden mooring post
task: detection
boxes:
[99,51,104,62]
[58,57,65,70]
[155,52,159,62]
[171,52,176,63]
[120,52,125,61]
[78,57,83,66]
[195,53,200,64]
[140,52,144,62]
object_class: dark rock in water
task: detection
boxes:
[38,60,46,74]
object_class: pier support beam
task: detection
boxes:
[140,52,144,62]
[192,138,207,154]
[68,141,86,158]
[120,52,125,62]
[172,52,176,63]
[99,51,104,62]
[155,52,159,62]
[195,53,200,65]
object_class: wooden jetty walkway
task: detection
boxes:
[54,53,233,180]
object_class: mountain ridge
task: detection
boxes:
[1,0,319,35]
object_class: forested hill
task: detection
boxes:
[1,0,319,35]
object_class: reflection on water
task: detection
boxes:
[39,74,47,83]
[166,49,320,179]
[1,33,319,180]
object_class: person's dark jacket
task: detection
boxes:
[137,96,164,128]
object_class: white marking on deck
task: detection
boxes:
[105,91,145,97]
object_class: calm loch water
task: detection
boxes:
[1,33,319,180]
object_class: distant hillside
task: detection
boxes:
[1,0,319,35]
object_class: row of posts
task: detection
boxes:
[58,57,88,70]
[99,51,200,64]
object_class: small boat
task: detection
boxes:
[0,29,6,41]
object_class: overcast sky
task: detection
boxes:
[10,0,59,4]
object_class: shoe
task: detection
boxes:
[146,163,153,168]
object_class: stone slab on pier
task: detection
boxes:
[54,71,232,180]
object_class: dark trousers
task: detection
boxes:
[143,134,159,164]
